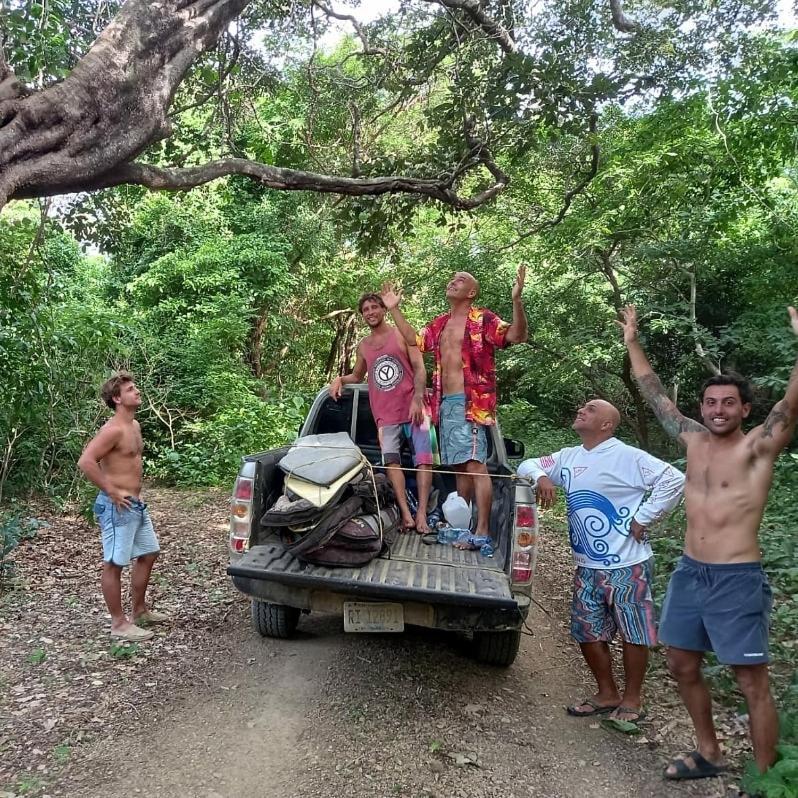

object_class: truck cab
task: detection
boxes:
[226,385,538,666]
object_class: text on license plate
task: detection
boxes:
[343,602,404,633]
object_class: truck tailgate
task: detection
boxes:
[228,537,516,610]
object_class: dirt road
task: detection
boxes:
[1,489,740,798]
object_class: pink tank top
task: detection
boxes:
[362,329,417,427]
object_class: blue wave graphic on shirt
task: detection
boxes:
[562,467,631,566]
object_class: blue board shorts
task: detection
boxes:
[571,559,657,646]
[94,492,160,568]
[439,394,488,465]
[659,555,772,665]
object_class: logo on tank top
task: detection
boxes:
[373,354,404,391]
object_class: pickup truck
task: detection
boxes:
[226,385,539,666]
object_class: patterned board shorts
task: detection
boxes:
[94,492,160,568]
[439,393,488,465]
[571,558,657,646]
[378,420,438,466]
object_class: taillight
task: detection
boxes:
[515,504,535,528]
[235,478,253,501]
[512,551,533,583]
[511,502,537,586]
[229,462,256,554]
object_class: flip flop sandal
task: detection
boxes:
[664,751,727,781]
[420,532,440,545]
[610,706,647,723]
[566,699,619,717]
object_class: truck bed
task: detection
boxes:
[228,534,515,609]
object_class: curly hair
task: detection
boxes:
[357,293,386,314]
[100,372,134,410]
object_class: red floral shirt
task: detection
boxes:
[417,307,511,426]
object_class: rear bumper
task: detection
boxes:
[231,573,530,632]
[227,544,530,632]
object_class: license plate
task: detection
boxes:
[343,602,404,633]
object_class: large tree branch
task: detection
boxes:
[11,155,507,210]
[0,0,515,213]
[424,0,517,54]
[0,0,250,210]
[609,0,640,33]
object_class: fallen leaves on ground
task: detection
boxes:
[0,486,242,795]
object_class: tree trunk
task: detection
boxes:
[0,0,250,209]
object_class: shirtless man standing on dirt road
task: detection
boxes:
[383,268,527,542]
[78,372,167,642]
[618,305,798,784]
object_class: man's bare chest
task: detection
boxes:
[685,445,757,496]
[116,428,143,458]
[440,320,466,353]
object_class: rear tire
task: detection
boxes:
[472,629,521,667]
[251,599,300,639]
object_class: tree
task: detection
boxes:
[0,0,773,214]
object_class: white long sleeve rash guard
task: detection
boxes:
[517,438,685,569]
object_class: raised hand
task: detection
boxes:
[789,306,798,336]
[511,264,526,302]
[614,304,639,345]
[381,282,402,311]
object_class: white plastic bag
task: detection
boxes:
[442,491,472,529]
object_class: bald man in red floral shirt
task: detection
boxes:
[383,267,527,540]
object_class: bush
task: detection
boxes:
[0,513,47,589]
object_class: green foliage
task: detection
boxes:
[0,513,45,589]
[109,642,140,660]
[742,690,798,798]
[498,400,578,458]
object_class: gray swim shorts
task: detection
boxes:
[659,555,772,665]
[439,394,488,465]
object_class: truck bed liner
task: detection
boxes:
[228,537,515,609]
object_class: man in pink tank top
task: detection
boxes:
[330,293,434,533]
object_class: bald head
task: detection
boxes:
[446,271,480,303]
[592,400,621,432]
[572,399,621,443]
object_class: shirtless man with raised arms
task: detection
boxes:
[617,305,798,783]
[78,373,167,641]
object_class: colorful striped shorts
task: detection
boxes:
[570,559,657,647]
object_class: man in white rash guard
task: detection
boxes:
[518,399,685,722]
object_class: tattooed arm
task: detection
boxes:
[616,305,708,448]
[753,306,798,458]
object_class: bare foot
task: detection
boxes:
[609,705,646,722]
[400,516,416,533]
[566,694,621,716]
[415,513,431,534]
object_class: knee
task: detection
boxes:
[666,651,701,683]
[735,667,771,702]
[465,461,488,476]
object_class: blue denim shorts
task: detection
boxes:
[94,492,160,567]
[659,555,772,665]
